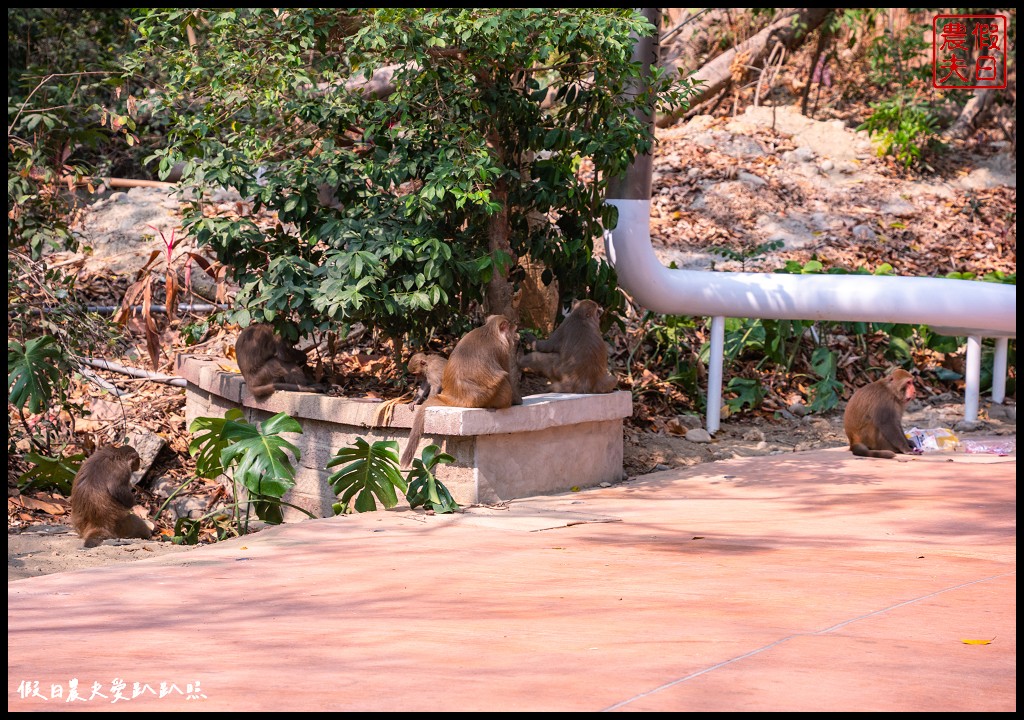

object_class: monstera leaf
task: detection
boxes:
[219,412,303,498]
[405,444,459,514]
[327,438,407,513]
[189,410,304,525]
[8,336,66,414]
[17,452,85,494]
[189,408,250,479]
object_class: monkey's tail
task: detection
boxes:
[82,531,112,548]
[373,396,408,427]
[850,443,897,459]
[399,405,427,469]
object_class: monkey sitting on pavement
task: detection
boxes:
[70,445,155,548]
[843,368,917,459]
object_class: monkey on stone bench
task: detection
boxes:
[399,315,522,468]
[519,299,618,394]
[235,323,325,399]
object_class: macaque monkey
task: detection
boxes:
[399,315,522,468]
[843,368,916,459]
[373,351,449,426]
[70,445,155,548]
[407,352,448,405]
[519,299,618,394]
[236,323,325,399]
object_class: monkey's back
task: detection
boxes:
[70,448,139,533]
[235,324,272,377]
[844,384,906,453]
[435,326,513,409]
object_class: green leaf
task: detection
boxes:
[189,410,302,524]
[724,377,763,412]
[17,452,85,494]
[326,437,408,513]
[173,517,202,545]
[189,408,248,479]
[8,336,66,414]
[405,444,459,513]
[219,412,302,498]
[807,347,843,412]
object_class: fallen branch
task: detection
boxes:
[659,8,833,127]
[946,88,996,140]
[9,303,228,317]
[78,358,187,388]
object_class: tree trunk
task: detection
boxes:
[658,7,834,127]
[484,176,518,322]
[947,88,996,140]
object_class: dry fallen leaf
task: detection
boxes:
[960,638,994,645]
[20,497,67,515]
[90,398,126,421]
[664,417,688,436]
[75,418,107,433]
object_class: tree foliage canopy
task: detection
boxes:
[130,8,697,340]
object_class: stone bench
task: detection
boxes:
[175,355,633,519]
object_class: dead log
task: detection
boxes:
[658,8,834,127]
[947,88,996,140]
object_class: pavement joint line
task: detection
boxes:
[601,569,1016,712]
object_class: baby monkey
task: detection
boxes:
[407,352,448,405]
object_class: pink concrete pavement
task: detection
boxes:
[8,445,1016,712]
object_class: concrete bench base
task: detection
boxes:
[176,355,632,519]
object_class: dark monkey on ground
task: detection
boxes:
[236,323,325,399]
[843,368,917,459]
[519,299,618,394]
[70,445,155,548]
[399,315,522,468]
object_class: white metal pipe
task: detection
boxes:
[606,200,1016,333]
[605,199,1017,425]
[991,337,1008,404]
[964,336,982,422]
[707,316,725,434]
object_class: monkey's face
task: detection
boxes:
[410,355,428,373]
[888,370,915,403]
